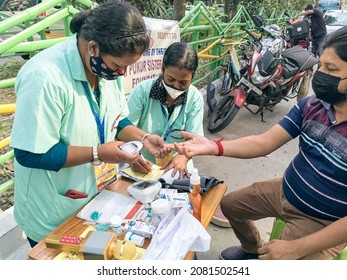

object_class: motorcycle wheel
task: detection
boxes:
[207,94,239,134]
[206,65,235,114]
[0,0,38,11]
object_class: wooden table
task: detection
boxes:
[28,176,227,260]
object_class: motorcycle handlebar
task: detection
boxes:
[244,29,260,42]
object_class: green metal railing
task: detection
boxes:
[179,2,298,87]
[0,0,298,196]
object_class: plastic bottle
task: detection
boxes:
[125,231,145,247]
[110,215,123,237]
[188,168,202,222]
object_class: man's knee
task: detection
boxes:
[220,187,250,218]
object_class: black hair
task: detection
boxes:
[70,0,149,57]
[323,26,347,62]
[162,42,198,74]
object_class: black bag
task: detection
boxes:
[160,175,223,194]
[287,21,310,41]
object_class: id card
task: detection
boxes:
[94,163,118,192]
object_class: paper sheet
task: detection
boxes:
[119,164,165,181]
[76,190,141,224]
[159,169,180,184]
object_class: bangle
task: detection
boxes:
[213,138,224,156]
[140,133,151,143]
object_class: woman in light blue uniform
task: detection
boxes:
[10,1,167,247]
[127,42,204,178]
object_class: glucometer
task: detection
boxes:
[119,141,143,155]
[127,180,162,204]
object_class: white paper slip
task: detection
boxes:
[159,168,180,184]
[76,190,141,225]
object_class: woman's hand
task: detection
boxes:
[130,157,153,174]
[161,154,190,179]
[143,134,170,158]
[98,141,142,165]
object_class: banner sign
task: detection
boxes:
[122,17,180,94]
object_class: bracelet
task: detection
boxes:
[213,138,224,156]
[140,133,151,143]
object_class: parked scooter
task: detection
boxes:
[207,15,318,134]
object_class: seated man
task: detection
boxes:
[173,27,347,259]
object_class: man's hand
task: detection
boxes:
[258,240,301,260]
[172,131,219,158]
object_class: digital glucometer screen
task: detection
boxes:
[133,181,155,189]
[120,143,138,154]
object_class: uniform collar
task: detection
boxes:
[67,34,88,82]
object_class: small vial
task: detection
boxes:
[110,215,123,236]
[125,231,145,247]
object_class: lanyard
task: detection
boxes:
[81,81,105,144]
[161,103,185,141]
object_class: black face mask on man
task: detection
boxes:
[312,71,347,105]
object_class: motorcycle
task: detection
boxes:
[207,15,318,134]
[284,13,311,50]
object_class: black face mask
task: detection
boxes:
[89,54,127,80]
[312,71,347,105]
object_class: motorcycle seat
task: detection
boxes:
[282,46,318,73]
[282,58,300,79]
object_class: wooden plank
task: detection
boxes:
[28,177,227,260]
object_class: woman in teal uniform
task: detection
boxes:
[127,42,204,179]
[10,1,166,247]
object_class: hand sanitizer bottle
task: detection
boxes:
[188,168,202,222]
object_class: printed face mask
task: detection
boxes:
[162,80,187,99]
[90,54,127,80]
[312,71,347,105]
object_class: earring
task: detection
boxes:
[90,53,95,57]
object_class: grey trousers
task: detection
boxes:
[220,177,345,260]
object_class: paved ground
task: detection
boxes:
[194,93,299,260]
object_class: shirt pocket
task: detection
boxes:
[47,192,89,227]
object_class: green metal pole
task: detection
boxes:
[0,179,15,195]
[0,78,15,89]
[0,8,70,54]
[191,1,202,52]
[0,150,14,165]
[4,37,69,54]
[0,0,64,34]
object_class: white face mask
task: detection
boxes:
[162,80,186,99]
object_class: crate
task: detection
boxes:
[287,21,310,41]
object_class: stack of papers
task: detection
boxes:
[118,164,165,182]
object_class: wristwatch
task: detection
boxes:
[91,146,102,166]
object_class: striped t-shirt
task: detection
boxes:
[279,95,347,221]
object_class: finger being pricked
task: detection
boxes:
[158,147,170,159]
[173,142,187,155]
